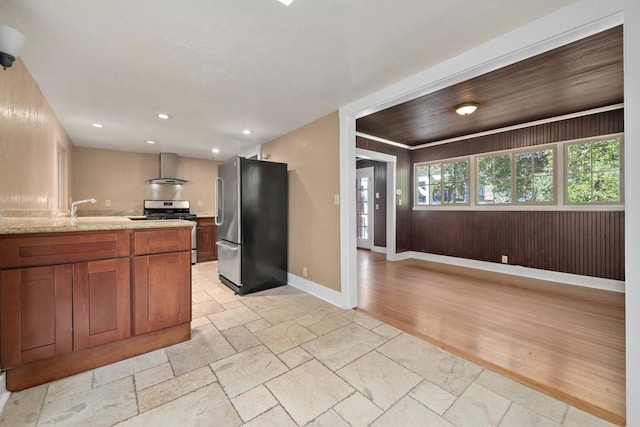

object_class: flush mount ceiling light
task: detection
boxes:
[455,103,479,116]
[242,129,253,135]
[157,113,171,120]
[212,148,220,154]
[146,140,156,144]
[0,25,26,70]
[277,0,294,6]
[92,123,103,128]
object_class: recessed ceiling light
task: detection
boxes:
[242,129,253,135]
[455,103,479,116]
[92,123,103,128]
[212,148,220,153]
[277,0,294,5]
[146,140,156,144]
[157,113,171,120]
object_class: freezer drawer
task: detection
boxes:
[216,240,241,287]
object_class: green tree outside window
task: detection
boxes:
[567,138,620,203]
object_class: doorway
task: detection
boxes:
[356,166,374,249]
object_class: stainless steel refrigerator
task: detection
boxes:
[215,157,288,295]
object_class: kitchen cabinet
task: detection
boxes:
[196,217,218,262]
[134,228,191,335]
[0,231,130,369]
[0,224,192,391]
[0,258,130,368]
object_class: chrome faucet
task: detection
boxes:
[71,198,97,225]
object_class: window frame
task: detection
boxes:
[414,156,471,207]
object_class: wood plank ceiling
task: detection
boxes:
[356,25,623,147]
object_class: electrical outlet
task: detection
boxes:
[334,194,340,205]
[302,266,308,277]
[501,255,508,264]
[398,198,402,206]
[198,200,203,207]
[105,199,111,207]
[375,204,379,210]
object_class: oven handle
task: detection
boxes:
[215,177,223,226]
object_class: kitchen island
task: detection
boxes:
[0,217,194,391]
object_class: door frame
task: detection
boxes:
[356,148,397,260]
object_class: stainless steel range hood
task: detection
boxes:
[146,153,190,185]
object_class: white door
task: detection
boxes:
[356,167,374,249]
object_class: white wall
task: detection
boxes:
[624,1,640,424]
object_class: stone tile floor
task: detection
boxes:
[0,261,618,426]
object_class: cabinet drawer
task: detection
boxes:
[196,217,215,226]
[0,231,131,269]
[134,228,191,255]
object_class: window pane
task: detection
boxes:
[478,154,511,204]
[515,149,554,203]
[567,138,621,204]
[440,160,469,204]
[416,165,429,205]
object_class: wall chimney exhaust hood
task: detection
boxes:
[146,153,190,185]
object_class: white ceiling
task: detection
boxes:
[1,0,577,161]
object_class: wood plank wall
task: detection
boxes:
[356,160,387,247]
[412,210,624,280]
[356,137,411,252]
[411,109,625,281]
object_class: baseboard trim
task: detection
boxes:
[287,273,347,308]
[409,252,625,293]
[372,246,387,254]
[0,373,10,414]
[389,251,413,262]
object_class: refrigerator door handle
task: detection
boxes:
[215,177,223,226]
[216,240,240,250]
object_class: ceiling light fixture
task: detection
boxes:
[0,25,26,70]
[277,0,294,6]
[146,140,156,144]
[92,123,103,128]
[157,113,171,120]
[242,129,253,135]
[212,148,220,154]
[455,103,479,116]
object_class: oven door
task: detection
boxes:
[216,240,241,287]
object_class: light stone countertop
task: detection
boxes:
[0,216,196,235]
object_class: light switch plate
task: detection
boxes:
[334,194,340,205]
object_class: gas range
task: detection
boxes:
[143,200,197,221]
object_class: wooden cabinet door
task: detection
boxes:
[73,258,131,351]
[196,218,218,262]
[0,266,73,368]
[196,225,213,262]
[134,252,191,335]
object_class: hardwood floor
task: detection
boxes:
[356,249,626,425]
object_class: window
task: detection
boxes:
[416,159,469,205]
[515,148,554,203]
[477,154,511,204]
[566,137,622,204]
[413,134,622,209]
